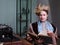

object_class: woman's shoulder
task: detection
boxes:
[29,21,38,27]
[46,21,53,25]
[31,22,37,24]
[47,21,55,26]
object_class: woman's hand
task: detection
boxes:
[47,31,57,45]
[26,33,33,41]
[47,30,55,37]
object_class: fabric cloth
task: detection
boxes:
[38,21,54,33]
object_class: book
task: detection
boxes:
[38,30,48,37]
[28,32,50,40]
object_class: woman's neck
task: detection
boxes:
[40,21,47,23]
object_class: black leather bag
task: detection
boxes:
[0,24,13,39]
[0,24,21,42]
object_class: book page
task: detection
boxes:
[38,30,48,36]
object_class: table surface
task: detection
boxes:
[0,34,32,45]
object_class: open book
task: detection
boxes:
[38,29,48,36]
[28,32,50,40]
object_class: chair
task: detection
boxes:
[26,23,58,45]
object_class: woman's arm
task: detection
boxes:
[47,31,57,45]
[26,24,37,41]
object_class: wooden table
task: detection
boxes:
[3,39,32,45]
[3,41,22,45]
[0,34,32,45]
[21,39,33,45]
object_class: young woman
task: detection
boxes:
[27,4,57,45]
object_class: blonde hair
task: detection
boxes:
[35,4,50,16]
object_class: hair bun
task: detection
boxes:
[35,4,50,15]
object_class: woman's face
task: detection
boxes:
[38,10,48,22]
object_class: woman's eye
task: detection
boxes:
[40,14,45,16]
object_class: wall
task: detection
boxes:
[31,0,38,23]
[49,0,60,35]
[0,0,16,33]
